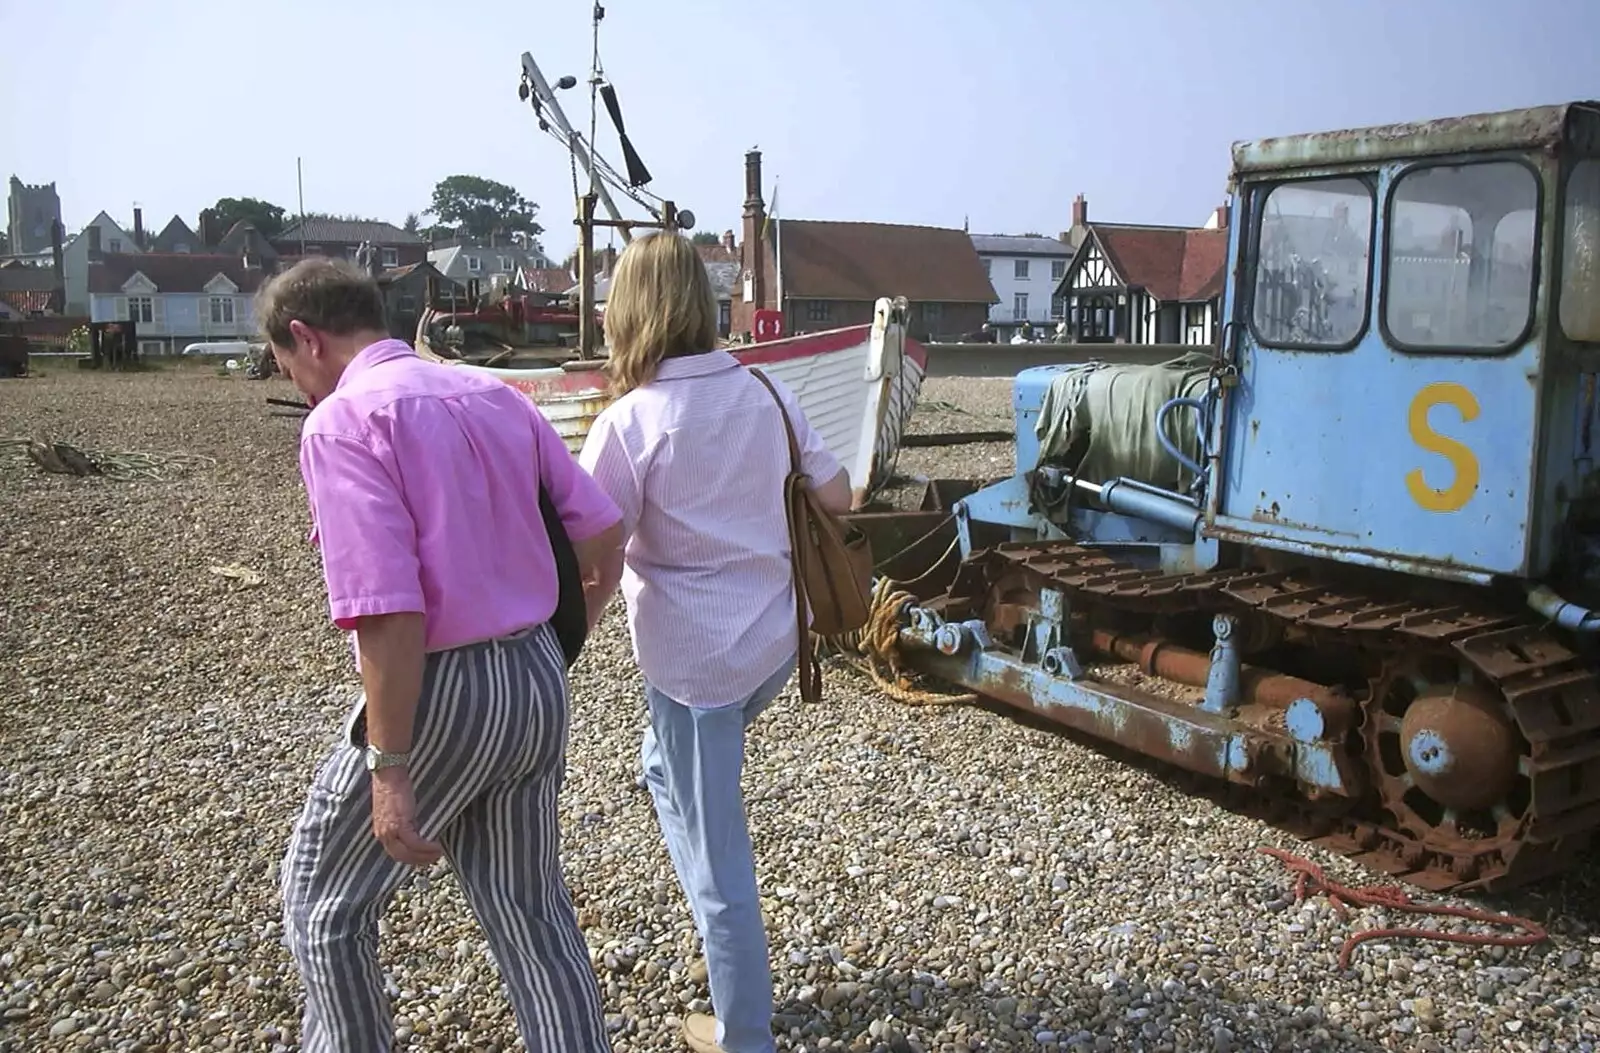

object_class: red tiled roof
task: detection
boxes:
[775,220,997,304]
[0,289,55,313]
[1090,225,1228,302]
[695,242,739,264]
[87,253,271,294]
[521,266,573,293]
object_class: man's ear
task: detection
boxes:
[287,319,316,355]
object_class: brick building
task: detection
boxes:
[731,151,996,341]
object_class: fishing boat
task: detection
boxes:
[416,296,929,507]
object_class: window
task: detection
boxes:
[1051,259,1067,282]
[127,296,153,323]
[398,293,417,313]
[466,255,482,272]
[805,301,832,323]
[1252,176,1372,347]
[498,256,510,271]
[1014,259,1030,280]
[1013,292,1029,320]
[1561,159,1600,343]
[1384,161,1538,351]
[982,257,992,276]
[1051,294,1066,320]
[383,247,399,268]
[109,238,122,253]
[139,340,164,357]
[210,296,235,325]
[719,301,732,334]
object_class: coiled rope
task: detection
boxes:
[814,573,978,708]
[2,437,215,481]
[1258,846,1548,969]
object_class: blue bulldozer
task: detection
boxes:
[840,100,1600,894]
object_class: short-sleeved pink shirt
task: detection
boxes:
[299,339,621,653]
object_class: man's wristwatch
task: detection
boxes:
[364,744,411,772]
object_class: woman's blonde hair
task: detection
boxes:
[603,231,719,396]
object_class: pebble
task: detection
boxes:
[2,371,1598,1052]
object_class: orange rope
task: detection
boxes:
[1257,846,1548,970]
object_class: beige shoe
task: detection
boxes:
[682,1012,724,1053]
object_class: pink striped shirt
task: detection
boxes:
[578,350,842,706]
[300,339,622,654]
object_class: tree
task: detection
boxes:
[403,212,420,234]
[426,175,542,241]
[690,231,720,245]
[198,197,287,241]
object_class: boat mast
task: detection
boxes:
[517,6,693,359]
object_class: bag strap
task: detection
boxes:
[749,367,802,476]
[749,368,822,703]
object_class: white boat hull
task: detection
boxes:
[434,299,928,505]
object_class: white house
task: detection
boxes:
[429,235,551,294]
[61,212,143,314]
[969,233,1076,340]
[87,253,268,356]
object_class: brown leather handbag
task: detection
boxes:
[750,368,875,703]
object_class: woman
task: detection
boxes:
[578,232,852,1053]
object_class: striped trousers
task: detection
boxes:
[279,623,608,1052]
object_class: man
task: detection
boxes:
[260,257,625,1052]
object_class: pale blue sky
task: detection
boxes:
[3,0,1595,258]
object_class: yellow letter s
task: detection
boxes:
[1405,382,1480,513]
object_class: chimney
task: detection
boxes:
[87,226,103,260]
[49,219,64,312]
[741,150,768,322]
[133,207,144,249]
[722,229,736,254]
[1214,203,1231,229]
[1071,193,1088,229]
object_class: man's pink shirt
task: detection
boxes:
[299,339,621,653]
[578,350,842,707]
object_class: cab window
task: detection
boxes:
[1561,159,1600,343]
[1252,177,1373,348]
[1383,161,1538,351]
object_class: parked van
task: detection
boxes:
[182,341,260,357]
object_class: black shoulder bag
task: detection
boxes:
[538,457,589,670]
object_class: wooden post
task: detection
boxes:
[577,193,598,360]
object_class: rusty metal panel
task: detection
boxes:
[1231,102,1597,177]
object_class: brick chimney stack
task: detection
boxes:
[133,207,144,249]
[1214,202,1231,229]
[721,229,736,254]
[87,226,103,260]
[1071,193,1088,229]
[740,149,768,329]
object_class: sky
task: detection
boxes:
[2,0,1597,260]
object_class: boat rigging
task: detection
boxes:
[515,3,695,357]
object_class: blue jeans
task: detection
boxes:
[639,655,796,1053]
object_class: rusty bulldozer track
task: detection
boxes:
[933,539,1600,895]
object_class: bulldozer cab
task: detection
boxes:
[1209,101,1600,585]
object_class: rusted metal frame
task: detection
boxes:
[1230,103,1582,177]
[901,637,1360,798]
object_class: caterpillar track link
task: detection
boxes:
[925,539,1600,895]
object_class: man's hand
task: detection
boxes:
[370,767,443,866]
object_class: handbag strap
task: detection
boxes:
[749,367,822,703]
[749,367,802,477]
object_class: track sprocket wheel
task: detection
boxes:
[1363,652,1533,874]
